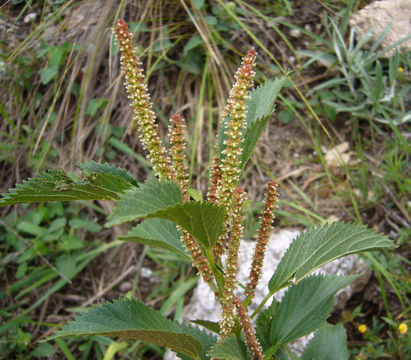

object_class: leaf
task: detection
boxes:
[107,180,225,248]
[245,78,285,128]
[190,320,220,334]
[256,299,280,351]
[152,202,225,248]
[274,345,299,360]
[47,298,216,360]
[300,323,349,360]
[240,78,285,168]
[267,275,356,353]
[77,161,138,186]
[106,179,183,226]
[207,335,251,360]
[0,168,134,207]
[268,222,395,293]
[119,218,190,261]
[218,78,285,168]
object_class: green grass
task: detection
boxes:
[1,0,410,358]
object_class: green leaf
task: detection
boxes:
[207,335,251,360]
[48,298,216,360]
[77,161,138,187]
[240,78,285,168]
[190,320,220,334]
[152,201,225,248]
[119,218,190,261]
[267,275,355,353]
[274,345,299,360]
[0,168,134,207]
[106,179,183,226]
[245,78,285,128]
[256,299,280,351]
[85,98,108,117]
[218,78,285,168]
[301,323,349,360]
[107,180,225,248]
[268,222,395,293]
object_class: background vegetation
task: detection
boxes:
[0,0,409,359]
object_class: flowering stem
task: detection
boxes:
[113,19,174,180]
[233,296,264,360]
[246,181,279,304]
[213,49,256,258]
[220,187,245,337]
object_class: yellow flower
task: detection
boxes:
[358,324,367,333]
[398,323,408,334]
[398,66,404,73]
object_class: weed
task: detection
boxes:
[0,19,395,359]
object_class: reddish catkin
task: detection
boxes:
[114,19,174,180]
[207,153,222,204]
[169,114,213,281]
[233,297,264,360]
[220,188,245,337]
[246,181,279,303]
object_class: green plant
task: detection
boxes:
[0,19,396,359]
[300,15,411,126]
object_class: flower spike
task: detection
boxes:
[246,181,279,303]
[169,114,189,200]
[217,48,257,208]
[212,49,256,258]
[220,187,245,337]
[233,296,264,360]
[113,19,174,180]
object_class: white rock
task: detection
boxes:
[23,13,37,24]
[349,0,411,56]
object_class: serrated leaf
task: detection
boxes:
[0,168,134,207]
[301,323,349,360]
[268,275,355,352]
[190,320,220,334]
[218,78,285,168]
[245,78,285,128]
[207,335,251,360]
[119,218,190,261]
[77,161,138,186]
[268,222,395,293]
[177,324,218,360]
[256,299,280,351]
[106,179,183,226]
[152,202,225,248]
[240,78,285,168]
[48,298,215,359]
[107,180,225,248]
[274,345,299,360]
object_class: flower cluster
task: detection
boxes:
[114,20,213,282]
[114,21,277,356]
[246,181,279,302]
[169,114,189,200]
[212,49,257,258]
[234,296,264,360]
[216,48,256,208]
[114,20,174,180]
[220,187,245,337]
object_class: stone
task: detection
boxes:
[349,0,411,56]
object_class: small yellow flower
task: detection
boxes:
[358,324,367,333]
[398,66,404,73]
[398,323,408,334]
